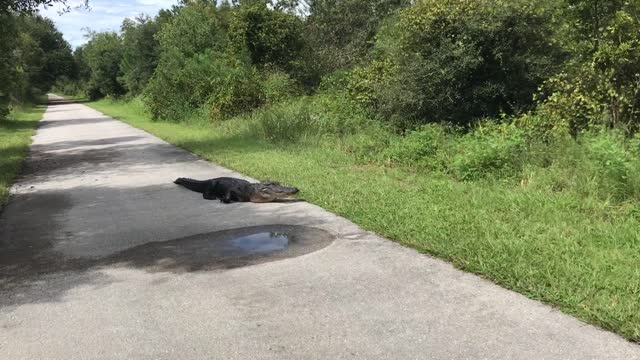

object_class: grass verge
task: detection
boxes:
[84,97,639,342]
[0,101,46,208]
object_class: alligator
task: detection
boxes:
[174,177,299,203]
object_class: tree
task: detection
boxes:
[0,13,18,118]
[1,1,80,119]
[229,2,304,73]
[16,15,75,93]
[540,0,640,132]
[0,12,74,118]
[156,1,228,58]
[143,1,239,119]
[303,0,410,78]
[350,0,563,128]
[81,31,125,98]
[119,14,162,94]
[0,0,88,15]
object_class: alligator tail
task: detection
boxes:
[174,177,207,193]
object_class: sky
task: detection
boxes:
[39,0,178,49]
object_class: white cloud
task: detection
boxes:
[39,0,178,49]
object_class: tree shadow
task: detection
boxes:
[47,98,91,106]
[18,138,206,183]
[0,182,334,310]
[29,136,145,152]
[38,117,115,129]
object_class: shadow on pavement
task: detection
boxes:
[0,183,334,310]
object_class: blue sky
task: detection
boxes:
[39,0,178,49]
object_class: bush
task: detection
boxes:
[155,3,228,59]
[250,92,371,143]
[261,70,301,106]
[206,61,264,120]
[0,13,17,120]
[341,123,397,164]
[52,77,84,97]
[347,120,531,180]
[508,129,640,203]
[144,49,263,121]
[141,3,249,121]
[580,131,640,201]
[512,111,571,144]
[351,0,563,128]
[381,124,449,170]
[317,70,351,93]
[448,122,527,180]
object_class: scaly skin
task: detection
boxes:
[174,177,299,203]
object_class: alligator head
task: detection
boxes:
[249,181,300,203]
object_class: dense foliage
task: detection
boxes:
[0,11,74,117]
[13,0,639,138]
[119,15,163,95]
[79,31,126,99]
[349,0,564,128]
[3,0,640,178]
[540,0,640,134]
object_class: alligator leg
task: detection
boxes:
[221,190,232,203]
[203,186,218,200]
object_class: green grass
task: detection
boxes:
[85,97,640,342]
[0,102,46,208]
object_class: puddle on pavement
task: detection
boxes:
[1,225,334,282]
[222,232,289,256]
[102,225,334,273]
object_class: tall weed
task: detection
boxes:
[249,93,372,143]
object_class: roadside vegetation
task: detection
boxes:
[2,0,640,341]
[0,102,46,207]
[1,1,71,209]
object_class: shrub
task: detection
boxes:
[206,61,264,120]
[250,93,371,143]
[317,70,351,93]
[381,124,449,170]
[261,70,301,106]
[0,13,17,120]
[449,122,527,180]
[580,131,640,201]
[155,3,228,59]
[144,50,263,121]
[52,77,84,97]
[341,123,397,164]
[512,110,571,144]
[142,2,233,121]
[515,130,640,203]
